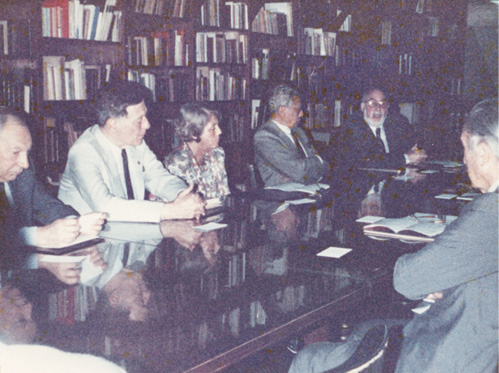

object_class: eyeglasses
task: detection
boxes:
[363,99,390,109]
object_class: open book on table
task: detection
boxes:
[362,213,457,242]
[266,182,329,194]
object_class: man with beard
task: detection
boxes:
[334,85,426,171]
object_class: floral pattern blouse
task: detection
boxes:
[164,143,230,199]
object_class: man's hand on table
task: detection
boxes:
[160,184,206,220]
[160,220,203,249]
[406,144,427,165]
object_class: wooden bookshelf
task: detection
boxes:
[0,0,473,188]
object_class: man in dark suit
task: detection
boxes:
[335,85,426,171]
[254,85,329,187]
[0,108,105,250]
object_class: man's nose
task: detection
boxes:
[19,152,29,169]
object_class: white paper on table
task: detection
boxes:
[434,194,457,200]
[356,216,385,224]
[193,222,228,232]
[316,247,352,259]
[420,170,439,174]
[287,198,316,205]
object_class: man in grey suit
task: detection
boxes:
[288,98,498,372]
[393,98,498,372]
[58,81,205,222]
[254,85,329,187]
[0,108,105,249]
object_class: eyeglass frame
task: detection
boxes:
[362,99,390,110]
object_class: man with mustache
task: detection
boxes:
[335,85,426,171]
[58,81,205,222]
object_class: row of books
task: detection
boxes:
[195,31,248,64]
[0,69,35,114]
[251,2,294,37]
[300,28,338,57]
[127,30,190,67]
[41,118,84,164]
[251,50,296,81]
[48,285,97,324]
[195,67,247,101]
[41,0,122,42]
[127,69,192,103]
[134,0,187,17]
[42,56,112,100]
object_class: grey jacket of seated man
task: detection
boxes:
[254,120,328,187]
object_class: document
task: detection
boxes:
[363,213,457,242]
[434,193,457,200]
[266,182,329,194]
[317,247,352,259]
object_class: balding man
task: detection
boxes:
[394,98,498,372]
[0,108,105,250]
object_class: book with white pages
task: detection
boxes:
[363,213,457,242]
[266,182,329,194]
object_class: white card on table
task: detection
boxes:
[317,247,352,259]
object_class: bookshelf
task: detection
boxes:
[0,0,472,189]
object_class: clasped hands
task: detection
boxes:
[36,212,106,248]
[406,144,427,165]
[161,183,206,221]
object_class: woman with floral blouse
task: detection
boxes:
[164,103,230,200]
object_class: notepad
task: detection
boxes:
[266,182,329,194]
[434,193,457,200]
[317,247,352,258]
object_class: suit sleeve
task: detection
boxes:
[25,167,77,225]
[393,193,499,300]
[254,128,327,185]
[140,142,188,202]
[64,145,166,222]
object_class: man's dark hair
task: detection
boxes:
[94,81,153,127]
[0,107,30,132]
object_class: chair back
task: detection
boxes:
[325,324,389,373]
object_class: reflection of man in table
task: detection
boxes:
[254,85,329,187]
[335,85,426,171]
[394,98,498,372]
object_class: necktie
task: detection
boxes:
[375,128,386,154]
[121,149,134,200]
[0,183,13,224]
[292,131,307,159]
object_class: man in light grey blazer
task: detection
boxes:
[58,81,205,223]
[254,85,329,187]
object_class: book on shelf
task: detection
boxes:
[0,20,8,55]
[252,2,293,37]
[362,213,458,242]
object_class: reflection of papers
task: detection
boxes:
[286,198,316,205]
[457,192,481,201]
[420,170,439,174]
[317,247,352,259]
[40,255,86,263]
[40,254,104,284]
[356,216,385,224]
[266,182,329,194]
[426,160,464,168]
[435,193,457,200]
[193,222,228,232]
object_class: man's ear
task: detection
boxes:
[106,118,116,129]
[476,141,492,166]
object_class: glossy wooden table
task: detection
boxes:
[1,166,471,372]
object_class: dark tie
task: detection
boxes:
[0,183,13,225]
[292,131,307,159]
[122,242,130,267]
[375,128,386,154]
[121,149,134,200]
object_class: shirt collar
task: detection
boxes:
[487,179,499,193]
[272,120,293,136]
